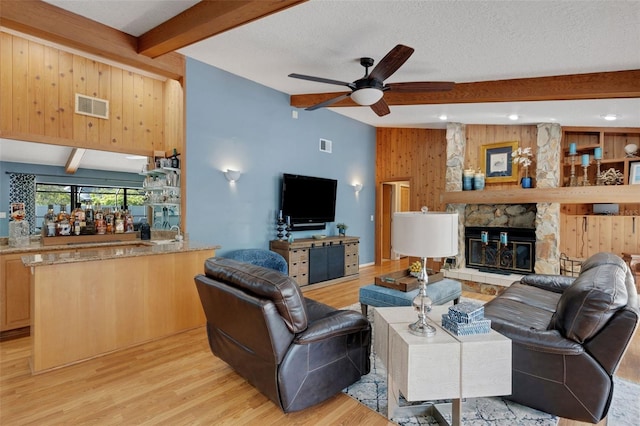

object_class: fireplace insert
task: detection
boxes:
[465,226,535,274]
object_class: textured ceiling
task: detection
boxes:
[9,0,640,172]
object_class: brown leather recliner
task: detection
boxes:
[484,252,639,423]
[194,257,371,413]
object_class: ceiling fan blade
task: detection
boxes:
[306,93,351,111]
[386,81,455,93]
[370,98,390,117]
[289,73,354,88]
[369,44,414,81]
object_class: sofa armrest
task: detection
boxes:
[294,310,370,344]
[520,274,575,293]
[585,307,639,375]
[493,322,584,356]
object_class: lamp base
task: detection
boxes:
[408,320,436,337]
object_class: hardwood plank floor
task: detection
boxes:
[1,259,637,426]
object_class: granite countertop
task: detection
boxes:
[20,240,220,267]
[0,238,144,255]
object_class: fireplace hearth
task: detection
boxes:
[465,226,535,274]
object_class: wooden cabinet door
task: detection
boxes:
[1,254,31,331]
[560,215,640,260]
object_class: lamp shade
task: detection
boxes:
[392,211,458,258]
[350,88,383,106]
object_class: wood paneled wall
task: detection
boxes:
[375,127,447,263]
[0,32,183,157]
[376,128,447,210]
[465,124,538,190]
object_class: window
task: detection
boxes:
[35,183,145,230]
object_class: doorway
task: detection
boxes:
[381,181,410,260]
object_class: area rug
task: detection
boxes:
[341,302,640,425]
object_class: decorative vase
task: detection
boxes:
[463,169,474,191]
[473,171,485,190]
[521,177,532,188]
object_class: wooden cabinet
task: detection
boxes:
[1,247,95,333]
[345,241,359,276]
[559,128,639,261]
[270,236,359,288]
[0,253,31,331]
[559,214,640,260]
[29,248,212,373]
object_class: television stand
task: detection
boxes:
[270,236,359,289]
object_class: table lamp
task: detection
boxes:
[392,208,459,337]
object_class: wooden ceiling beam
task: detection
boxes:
[0,0,185,81]
[138,0,308,58]
[290,70,640,108]
[65,148,86,174]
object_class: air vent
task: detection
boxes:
[75,94,109,119]
[319,138,332,153]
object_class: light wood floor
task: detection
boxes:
[0,260,637,425]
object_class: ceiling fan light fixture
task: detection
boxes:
[351,88,384,106]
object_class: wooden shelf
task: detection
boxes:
[441,185,640,205]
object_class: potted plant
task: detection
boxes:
[336,223,348,236]
[512,147,534,188]
[409,260,422,277]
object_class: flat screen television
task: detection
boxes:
[280,173,337,231]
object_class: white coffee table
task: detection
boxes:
[374,306,512,425]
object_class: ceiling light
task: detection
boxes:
[601,114,618,121]
[438,114,448,121]
[126,155,147,160]
[508,114,519,121]
[351,88,383,106]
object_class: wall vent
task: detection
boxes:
[319,138,332,153]
[75,94,109,119]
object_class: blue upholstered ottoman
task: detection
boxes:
[359,278,462,315]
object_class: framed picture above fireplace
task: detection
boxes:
[481,141,519,183]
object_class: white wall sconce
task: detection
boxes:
[353,183,363,193]
[224,169,241,183]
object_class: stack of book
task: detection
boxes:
[441,301,491,336]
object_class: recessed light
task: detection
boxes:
[438,114,448,121]
[508,114,519,121]
[601,114,618,121]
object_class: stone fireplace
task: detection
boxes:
[465,226,536,274]
[464,204,537,274]
[443,123,562,292]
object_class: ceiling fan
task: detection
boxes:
[288,44,455,117]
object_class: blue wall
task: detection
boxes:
[185,58,376,263]
[0,161,144,236]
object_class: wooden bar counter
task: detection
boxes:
[21,240,218,374]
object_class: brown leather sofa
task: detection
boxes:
[194,257,371,413]
[484,252,639,423]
